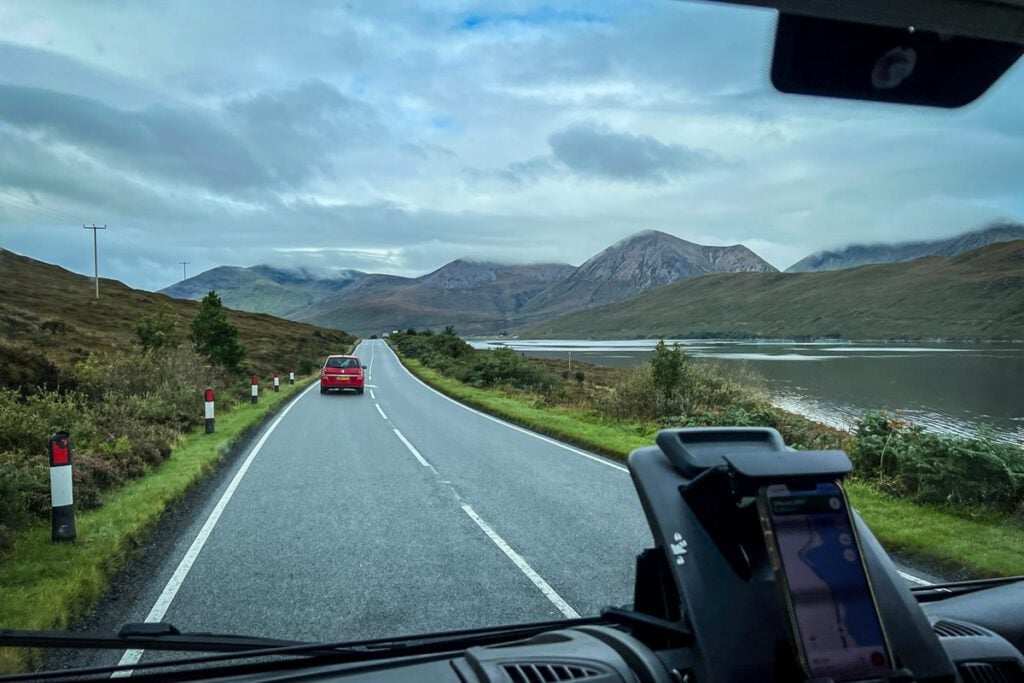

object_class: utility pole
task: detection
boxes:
[180,261,190,282]
[83,225,106,299]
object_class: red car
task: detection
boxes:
[320,355,366,395]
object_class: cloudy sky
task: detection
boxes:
[1,0,1023,291]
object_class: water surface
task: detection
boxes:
[470,339,1024,443]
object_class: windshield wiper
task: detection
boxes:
[911,575,1024,602]
[0,622,310,654]
[1,616,607,682]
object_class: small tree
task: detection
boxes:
[574,370,585,385]
[189,291,246,372]
[649,338,685,414]
[135,306,180,351]
[443,325,457,336]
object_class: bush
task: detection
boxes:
[849,412,1024,511]
[135,306,180,351]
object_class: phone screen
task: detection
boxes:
[764,482,891,681]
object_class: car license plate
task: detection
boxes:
[338,376,349,381]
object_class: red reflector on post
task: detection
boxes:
[49,433,71,466]
[274,371,279,377]
[252,376,258,385]
[205,388,214,402]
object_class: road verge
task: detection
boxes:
[0,377,316,675]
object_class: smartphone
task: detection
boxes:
[759,482,892,681]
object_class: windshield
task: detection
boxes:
[1,0,1022,677]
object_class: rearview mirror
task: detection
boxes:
[771,13,1024,107]
[362,365,367,369]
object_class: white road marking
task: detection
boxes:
[380,342,627,473]
[462,504,580,619]
[111,380,321,677]
[370,389,376,400]
[898,570,933,586]
[393,428,432,468]
[375,403,388,420]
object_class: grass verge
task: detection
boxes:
[396,354,1024,580]
[0,378,316,675]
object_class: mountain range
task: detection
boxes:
[161,230,776,335]
[785,223,1024,272]
[521,240,1024,341]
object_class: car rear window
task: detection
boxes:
[325,357,359,369]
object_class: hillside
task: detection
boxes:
[521,240,1024,341]
[160,264,363,317]
[295,260,575,335]
[519,230,777,318]
[0,249,356,389]
[786,223,1024,272]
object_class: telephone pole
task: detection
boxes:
[180,261,190,282]
[83,225,106,299]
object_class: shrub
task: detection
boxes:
[135,306,180,351]
[848,412,1024,511]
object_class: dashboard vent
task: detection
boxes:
[501,663,602,683]
[956,660,1024,683]
[933,620,987,638]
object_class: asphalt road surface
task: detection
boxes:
[47,339,941,675]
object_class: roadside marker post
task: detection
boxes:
[251,376,259,404]
[288,369,295,385]
[48,432,76,542]
[273,371,280,392]
[204,388,215,433]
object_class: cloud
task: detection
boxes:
[0,85,271,193]
[504,123,725,184]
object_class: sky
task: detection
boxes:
[1,0,1023,291]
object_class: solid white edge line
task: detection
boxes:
[111,380,321,677]
[375,403,388,420]
[462,504,580,619]
[381,342,627,473]
[393,428,432,467]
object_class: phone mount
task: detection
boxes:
[627,427,954,683]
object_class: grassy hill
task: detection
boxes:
[520,241,1024,341]
[0,249,356,386]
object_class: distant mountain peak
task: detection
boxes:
[786,222,1024,272]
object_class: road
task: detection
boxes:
[50,339,939,674]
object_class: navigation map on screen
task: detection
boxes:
[767,483,891,680]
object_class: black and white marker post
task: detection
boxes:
[204,388,215,433]
[273,371,280,393]
[288,368,295,385]
[251,376,259,404]
[48,432,76,542]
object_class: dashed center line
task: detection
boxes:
[370,389,376,400]
[375,403,388,420]
[462,504,580,619]
[393,428,432,468]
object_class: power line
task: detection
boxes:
[83,225,107,300]
[179,261,190,282]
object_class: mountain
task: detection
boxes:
[295,260,576,335]
[160,265,363,317]
[786,223,1024,273]
[0,249,356,385]
[519,230,778,319]
[160,231,777,335]
[521,240,1024,341]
